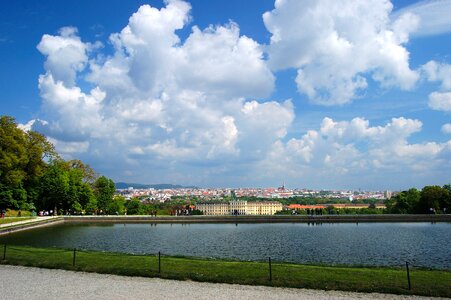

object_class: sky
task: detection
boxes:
[1,0,450,190]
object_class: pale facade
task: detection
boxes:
[230,200,247,215]
[196,202,229,216]
[247,201,283,215]
[197,200,282,216]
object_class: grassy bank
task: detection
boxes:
[0,245,449,297]
[0,217,34,225]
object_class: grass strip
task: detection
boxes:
[0,217,34,225]
[0,245,449,297]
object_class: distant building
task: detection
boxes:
[384,190,392,199]
[196,202,229,216]
[197,200,283,216]
[230,200,248,215]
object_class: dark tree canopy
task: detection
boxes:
[94,176,116,213]
[385,185,450,214]
[0,115,114,215]
[0,116,55,209]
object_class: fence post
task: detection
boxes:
[2,244,6,260]
[73,248,76,266]
[406,261,411,290]
[269,257,272,282]
[158,251,161,275]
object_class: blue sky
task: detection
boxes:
[1,0,450,190]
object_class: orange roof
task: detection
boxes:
[288,204,326,209]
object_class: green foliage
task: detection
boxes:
[0,115,118,215]
[385,188,420,214]
[385,186,450,214]
[37,159,69,211]
[0,116,55,210]
[0,116,30,209]
[124,198,142,215]
[419,186,450,213]
[94,176,115,213]
[85,197,98,215]
[107,195,125,215]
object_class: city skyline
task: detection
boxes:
[1,0,451,190]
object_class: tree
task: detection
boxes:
[385,188,420,214]
[0,116,55,210]
[37,159,69,211]
[420,186,449,213]
[94,176,115,213]
[442,184,451,212]
[107,195,125,215]
[85,197,98,215]
[125,198,142,215]
[0,116,28,209]
[23,130,55,206]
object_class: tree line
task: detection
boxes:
[0,116,116,214]
[385,185,450,214]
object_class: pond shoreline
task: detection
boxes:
[1,214,449,235]
[65,214,451,223]
[0,217,63,235]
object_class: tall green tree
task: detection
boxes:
[107,195,125,215]
[23,130,55,207]
[419,186,449,213]
[125,198,142,215]
[0,116,28,209]
[385,188,420,214]
[37,159,69,212]
[443,184,451,212]
[94,176,115,213]
[0,116,55,210]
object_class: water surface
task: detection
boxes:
[1,222,449,269]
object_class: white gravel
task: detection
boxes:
[0,265,443,300]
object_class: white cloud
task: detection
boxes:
[428,91,451,111]
[422,60,451,90]
[37,27,98,87]
[18,119,38,132]
[392,0,451,37]
[34,0,291,181]
[263,0,419,105]
[421,61,451,112]
[256,116,450,187]
[176,23,274,99]
[442,123,451,134]
[31,0,449,188]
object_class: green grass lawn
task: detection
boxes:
[0,217,34,225]
[0,245,449,297]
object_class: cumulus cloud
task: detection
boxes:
[392,0,451,37]
[263,0,419,105]
[422,60,451,90]
[421,61,451,111]
[442,123,451,134]
[428,92,451,111]
[256,116,450,188]
[34,0,291,182]
[37,27,99,87]
[31,0,449,187]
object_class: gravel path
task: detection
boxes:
[0,265,443,300]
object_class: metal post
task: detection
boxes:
[73,248,76,266]
[158,251,161,274]
[2,244,6,260]
[406,261,411,290]
[269,257,272,282]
